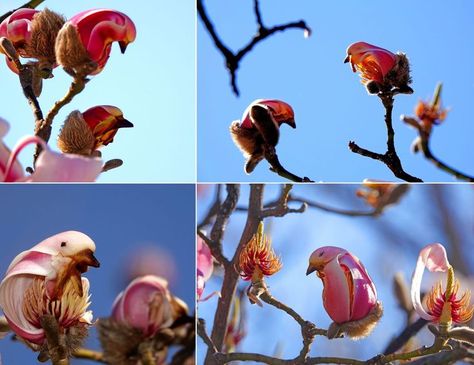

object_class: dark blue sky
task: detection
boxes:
[0,184,195,364]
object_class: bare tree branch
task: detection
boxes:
[198,0,311,96]
[350,93,423,182]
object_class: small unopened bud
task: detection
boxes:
[58,111,96,155]
[26,8,65,76]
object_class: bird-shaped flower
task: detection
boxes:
[0,8,65,77]
[57,105,133,155]
[411,243,473,325]
[345,42,412,95]
[111,275,188,338]
[230,99,296,174]
[307,246,383,339]
[0,231,100,347]
[1,118,103,182]
[55,9,136,76]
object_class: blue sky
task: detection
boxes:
[0,0,195,182]
[0,184,195,364]
[197,184,474,363]
[198,0,474,182]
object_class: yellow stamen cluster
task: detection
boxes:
[23,277,91,329]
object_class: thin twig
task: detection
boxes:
[402,116,474,182]
[34,76,87,162]
[383,318,428,354]
[350,93,423,182]
[260,184,307,218]
[72,348,106,363]
[0,0,45,23]
[265,145,313,182]
[198,185,222,230]
[198,0,310,96]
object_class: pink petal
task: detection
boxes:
[197,235,213,281]
[112,275,173,336]
[339,252,377,321]
[321,254,351,323]
[29,148,102,182]
[411,243,450,321]
[0,118,24,181]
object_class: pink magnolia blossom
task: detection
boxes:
[56,9,136,75]
[239,99,296,130]
[197,235,216,301]
[0,8,38,73]
[344,42,396,83]
[1,118,103,182]
[307,246,377,324]
[411,243,473,323]
[112,275,184,337]
[0,231,100,345]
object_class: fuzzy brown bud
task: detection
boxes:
[27,8,65,78]
[57,111,95,155]
[55,24,97,76]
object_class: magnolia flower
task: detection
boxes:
[239,222,282,282]
[112,275,188,337]
[0,231,100,346]
[345,41,412,95]
[414,83,448,135]
[0,8,64,76]
[55,9,136,75]
[230,99,296,174]
[307,246,383,339]
[57,105,133,155]
[0,117,103,182]
[197,235,214,301]
[411,243,473,324]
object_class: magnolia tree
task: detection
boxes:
[197,184,474,364]
[199,0,473,183]
[0,231,195,365]
[0,1,136,182]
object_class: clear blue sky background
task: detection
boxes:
[197,184,474,363]
[0,0,195,182]
[0,184,195,364]
[198,0,474,182]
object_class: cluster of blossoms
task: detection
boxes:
[0,7,137,182]
[0,232,190,363]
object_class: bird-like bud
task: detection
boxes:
[0,231,99,354]
[0,8,64,76]
[230,99,296,174]
[57,106,132,155]
[307,246,382,339]
[345,42,412,95]
[55,9,136,76]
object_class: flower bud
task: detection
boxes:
[345,42,412,95]
[307,246,382,339]
[57,106,133,155]
[230,99,295,174]
[0,8,64,76]
[55,9,136,76]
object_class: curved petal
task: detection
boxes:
[197,235,213,281]
[0,118,24,181]
[29,149,102,182]
[339,252,377,321]
[411,243,450,320]
[112,275,173,336]
[321,254,351,323]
